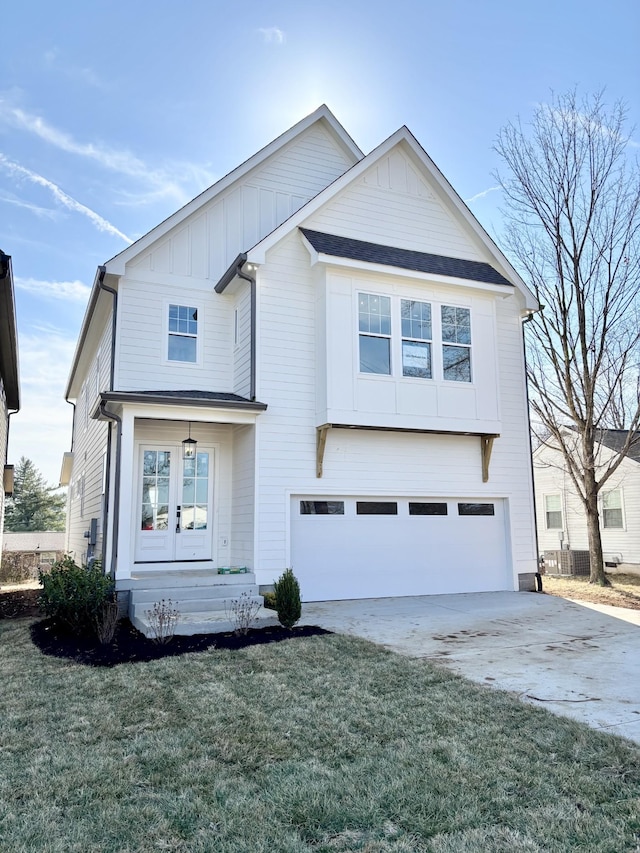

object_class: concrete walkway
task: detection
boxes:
[301,591,640,744]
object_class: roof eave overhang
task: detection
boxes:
[0,252,20,410]
[93,391,267,419]
[300,239,515,297]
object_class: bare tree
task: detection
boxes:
[495,90,640,585]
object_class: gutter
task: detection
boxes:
[215,254,257,401]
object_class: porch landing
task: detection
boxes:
[124,570,279,637]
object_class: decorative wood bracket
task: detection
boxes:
[316,425,330,477]
[480,435,497,483]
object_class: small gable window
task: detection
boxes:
[168,304,198,363]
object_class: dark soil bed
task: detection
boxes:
[0,587,41,619]
[30,618,331,667]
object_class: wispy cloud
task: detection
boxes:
[1,102,148,177]
[0,154,133,243]
[0,98,216,206]
[466,186,501,203]
[15,277,91,302]
[0,191,61,219]
[258,27,286,44]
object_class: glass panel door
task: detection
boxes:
[141,450,171,530]
[180,452,209,531]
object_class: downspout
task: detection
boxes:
[522,310,543,592]
[235,263,257,401]
[99,402,121,579]
[96,265,120,579]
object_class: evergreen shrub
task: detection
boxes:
[273,568,301,629]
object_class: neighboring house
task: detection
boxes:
[534,431,640,573]
[62,105,538,620]
[1,531,65,583]
[0,251,20,565]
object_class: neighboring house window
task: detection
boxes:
[401,299,432,378]
[545,494,563,529]
[602,489,623,529]
[168,304,198,362]
[441,306,471,382]
[358,293,391,374]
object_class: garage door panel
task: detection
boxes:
[291,497,510,601]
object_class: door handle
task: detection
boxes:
[176,505,181,533]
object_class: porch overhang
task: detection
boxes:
[92,390,267,422]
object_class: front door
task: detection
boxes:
[135,445,214,563]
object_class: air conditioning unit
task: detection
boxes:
[543,550,590,577]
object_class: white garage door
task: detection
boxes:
[290,496,511,601]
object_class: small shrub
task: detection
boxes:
[273,568,301,629]
[226,590,261,635]
[145,599,180,644]
[262,590,277,610]
[39,556,115,637]
[95,600,119,645]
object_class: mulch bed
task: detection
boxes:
[0,587,42,619]
[30,618,331,667]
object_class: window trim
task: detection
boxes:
[441,304,472,383]
[163,300,203,367]
[356,291,473,383]
[601,488,625,530]
[544,493,563,530]
[358,292,392,376]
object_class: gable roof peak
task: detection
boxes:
[105,104,363,277]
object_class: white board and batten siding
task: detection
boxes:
[252,228,537,596]
[317,268,501,434]
[306,145,486,261]
[122,124,355,286]
[534,443,640,567]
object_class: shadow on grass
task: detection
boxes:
[30,618,331,668]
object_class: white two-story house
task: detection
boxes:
[62,106,538,626]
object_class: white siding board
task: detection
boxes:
[66,313,112,563]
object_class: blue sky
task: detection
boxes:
[1,0,638,485]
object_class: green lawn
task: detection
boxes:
[1,619,639,853]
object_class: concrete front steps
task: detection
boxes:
[126,569,279,637]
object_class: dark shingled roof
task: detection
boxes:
[299,228,513,287]
[99,390,267,411]
[596,429,640,464]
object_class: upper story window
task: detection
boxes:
[168,304,198,363]
[441,306,471,382]
[602,489,623,529]
[402,299,432,378]
[358,293,391,375]
[357,293,472,382]
[544,494,563,529]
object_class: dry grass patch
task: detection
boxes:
[543,572,640,611]
[1,619,639,852]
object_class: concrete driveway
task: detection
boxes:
[301,591,640,744]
